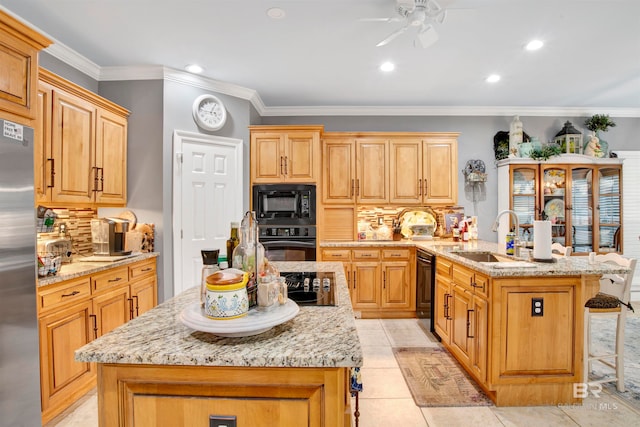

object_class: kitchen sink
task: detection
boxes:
[450,251,513,263]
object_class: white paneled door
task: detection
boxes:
[172,130,243,297]
[618,151,640,300]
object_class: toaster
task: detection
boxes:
[37,238,73,263]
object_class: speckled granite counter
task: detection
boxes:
[75,261,362,368]
[38,252,159,287]
[321,239,630,277]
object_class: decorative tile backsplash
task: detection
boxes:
[357,205,465,238]
[37,207,97,255]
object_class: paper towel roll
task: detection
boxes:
[533,220,552,260]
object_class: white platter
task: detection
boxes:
[180,299,299,337]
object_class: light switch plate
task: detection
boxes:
[210,415,236,427]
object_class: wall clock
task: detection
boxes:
[192,94,227,131]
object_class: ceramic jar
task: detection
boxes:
[204,269,249,320]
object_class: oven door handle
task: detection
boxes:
[262,240,316,248]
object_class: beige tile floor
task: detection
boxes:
[48,317,640,427]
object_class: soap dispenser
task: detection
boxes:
[200,249,220,307]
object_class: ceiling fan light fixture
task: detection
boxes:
[486,74,501,83]
[266,7,286,19]
[525,40,544,51]
[185,64,204,74]
[380,61,395,72]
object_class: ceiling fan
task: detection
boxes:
[364,0,449,48]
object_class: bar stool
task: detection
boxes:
[583,253,636,392]
[551,243,572,257]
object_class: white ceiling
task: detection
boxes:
[2,0,640,116]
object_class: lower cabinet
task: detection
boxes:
[38,257,157,424]
[321,246,415,318]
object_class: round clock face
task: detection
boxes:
[192,94,227,131]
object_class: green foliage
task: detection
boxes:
[529,145,563,161]
[584,114,616,133]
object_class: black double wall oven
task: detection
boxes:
[253,184,316,261]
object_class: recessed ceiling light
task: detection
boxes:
[267,7,286,19]
[526,40,544,51]
[185,64,204,74]
[380,62,395,72]
[486,74,501,83]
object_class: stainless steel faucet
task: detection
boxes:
[492,210,522,256]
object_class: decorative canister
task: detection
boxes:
[204,268,249,320]
[506,232,516,256]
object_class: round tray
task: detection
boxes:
[180,299,299,337]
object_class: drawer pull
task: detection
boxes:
[61,290,80,298]
[108,277,123,283]
[90,314,98,339]
[390,254,401,257]
[466,309,475,338]
[141,267,152,272]
[361,254,371,257]
[331,254,341,257]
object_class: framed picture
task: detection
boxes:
[444,213,465,236]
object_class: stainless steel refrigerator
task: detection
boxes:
[0,118,40,426]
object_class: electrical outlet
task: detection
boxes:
[210,415,236,427]
[531,297,543,317]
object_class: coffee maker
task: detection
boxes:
[91,218,132,256]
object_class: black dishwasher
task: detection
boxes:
[416,250,435,330]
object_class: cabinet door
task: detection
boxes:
[569,166,595,254]
[381,261,413,309]
[284,131,317,182]
[470,296,488,383]
[95,108,127,205]
[596,166,622,253]
[251,132,284,182]
[92,285,131,337]
[351,262,381,309]
[50,89,95,204]
[356,139,388,203]
[389,139,422,204]
[39,300,95,416]
[423,140,457,204]
[35,81,53,204]
[541,165,568,247]
[450,285,472,367]
[510,165,539,240]
[434,277,451,343]
[322,138,356,204]
[130,276,157,319]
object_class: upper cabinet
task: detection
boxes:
[498,157,623,255]
[35,69,129,206]
[250,125,322,184]
[322,132,459,206]
[0,10,51,123]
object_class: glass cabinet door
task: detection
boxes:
[541,166,567,246]
[510,166,538,245]
[570,167,594,254]
[597,166,621,253]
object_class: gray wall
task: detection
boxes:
[39,52,99,93]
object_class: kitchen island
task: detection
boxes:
[75,261,362,427]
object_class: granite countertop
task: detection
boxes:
[75,261,363,368]
[38,252,159,287]
[321,239,630,277]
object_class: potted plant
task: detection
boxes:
[584,114,616,157]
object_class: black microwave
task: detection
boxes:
[252,184,316,225]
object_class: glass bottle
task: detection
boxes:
[232,211,264,309]
[200,249,220,307]
[226,222,239,268]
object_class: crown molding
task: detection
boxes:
[42,37,640,118]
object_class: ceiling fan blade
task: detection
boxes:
[415,24,439,48]
[359,17,403,23]
[376,24,410,47]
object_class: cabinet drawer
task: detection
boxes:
[91,267,128,293]
[382,248,411,260]
[321,249,351,261]
[452,264,475,291]
[38,277,91,313]
[473,273,490,299]
[436,257,452,277]
[129,259,156,280]
[352,249,380,260]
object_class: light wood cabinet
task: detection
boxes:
[250,125,322,183]
[389,136,458,205]
[322,137,356,204]
[355,138,389,204]
[37,257,157,424]
[497,158,623,255]
[35,68,128,206]
[321,246,415,318]
[0,10,51,123]
[434,255,601,406]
